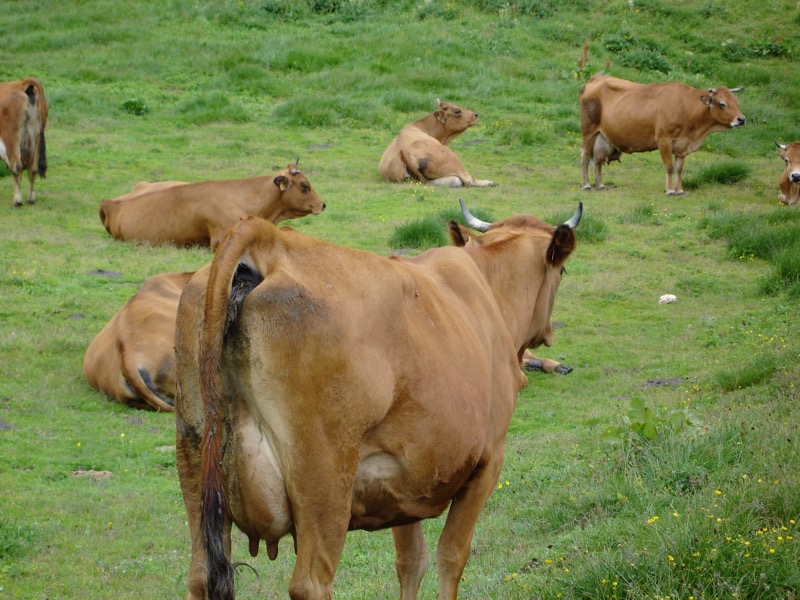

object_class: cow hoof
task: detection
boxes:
[554,364,573,375]
[582,184,592,191]
[12,202,22,208]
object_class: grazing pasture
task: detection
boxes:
[1,1,798,598]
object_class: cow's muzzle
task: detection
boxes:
[790,173,800,184]
[732,116,746,127]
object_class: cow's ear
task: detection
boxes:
[435,109,447,123]
[274,175,290,191]
[546,224,576,267]
[448,220,471,247]
[700,94,714,107]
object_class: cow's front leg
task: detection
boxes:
[435,453,504,600]
[673,155,686,195]
[392,522,429,600]
[659,143,677,195]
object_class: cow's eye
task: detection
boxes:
[302,183,310,192]
[718,101,726,108]
[454,110,462,116]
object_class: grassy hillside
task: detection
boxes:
[1,1,798,598]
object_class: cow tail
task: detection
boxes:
[118,341,175,412]
[27,78,48,178]
[400,150,428,182]
[198,217,269,600]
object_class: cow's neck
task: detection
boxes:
[470,242,556,358]
[415,114,462,145]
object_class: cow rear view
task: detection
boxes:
[0,77,48,208]
[175,200,580,599]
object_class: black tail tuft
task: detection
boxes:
[38,132,47,178]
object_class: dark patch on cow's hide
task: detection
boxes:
[87,269,123,278]
[645,377,687,388]
[0,419,16,431]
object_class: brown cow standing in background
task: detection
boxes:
[775,141,800,206]
[580,74,745,195]
[0,77,48,208]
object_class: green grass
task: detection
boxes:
[1,0,799,598]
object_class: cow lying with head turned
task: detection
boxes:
[83,272,194,412]
[0,77,48,208]
[775,141,800,206]
[580,74,745,195]
[98,163,325,249]
[175,199,580,599]
[379,100,496,187]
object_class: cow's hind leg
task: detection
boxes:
[435,454,504,600]
[26,169,37,204]
[392,522,429,600]
[581,134,599,189]
[11,170,23,208]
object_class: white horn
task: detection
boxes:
[775,141,787,150]
[459,198,491,232]
[564,201,583,229]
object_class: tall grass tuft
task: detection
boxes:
[388,218,448,251]
[682,160,751,190]
[715,356,778,391]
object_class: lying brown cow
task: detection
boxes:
[379,100,496,187]
[83,272,194,412]
[175,199,580,599]
[775,141,800,206]
[0,77,48,208]
[98,163,325,249]
[580,74,745,195]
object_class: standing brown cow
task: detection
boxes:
[775,141,800,206]
[174,199,580,599]
[0,77,48,208]
[580,74,745,195]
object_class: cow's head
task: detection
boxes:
[273,163,326,219]
[775,141,800,184]
[433,99,479,133]
[450,199,580,356]
[701,86,746,128]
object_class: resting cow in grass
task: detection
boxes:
[379,99,496,187]
[174,199,579,599]
[83,272,194,412]
[580,74,745,195]
[0,77,48,208]
[98,163,325,250]
[775,141,800,206]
